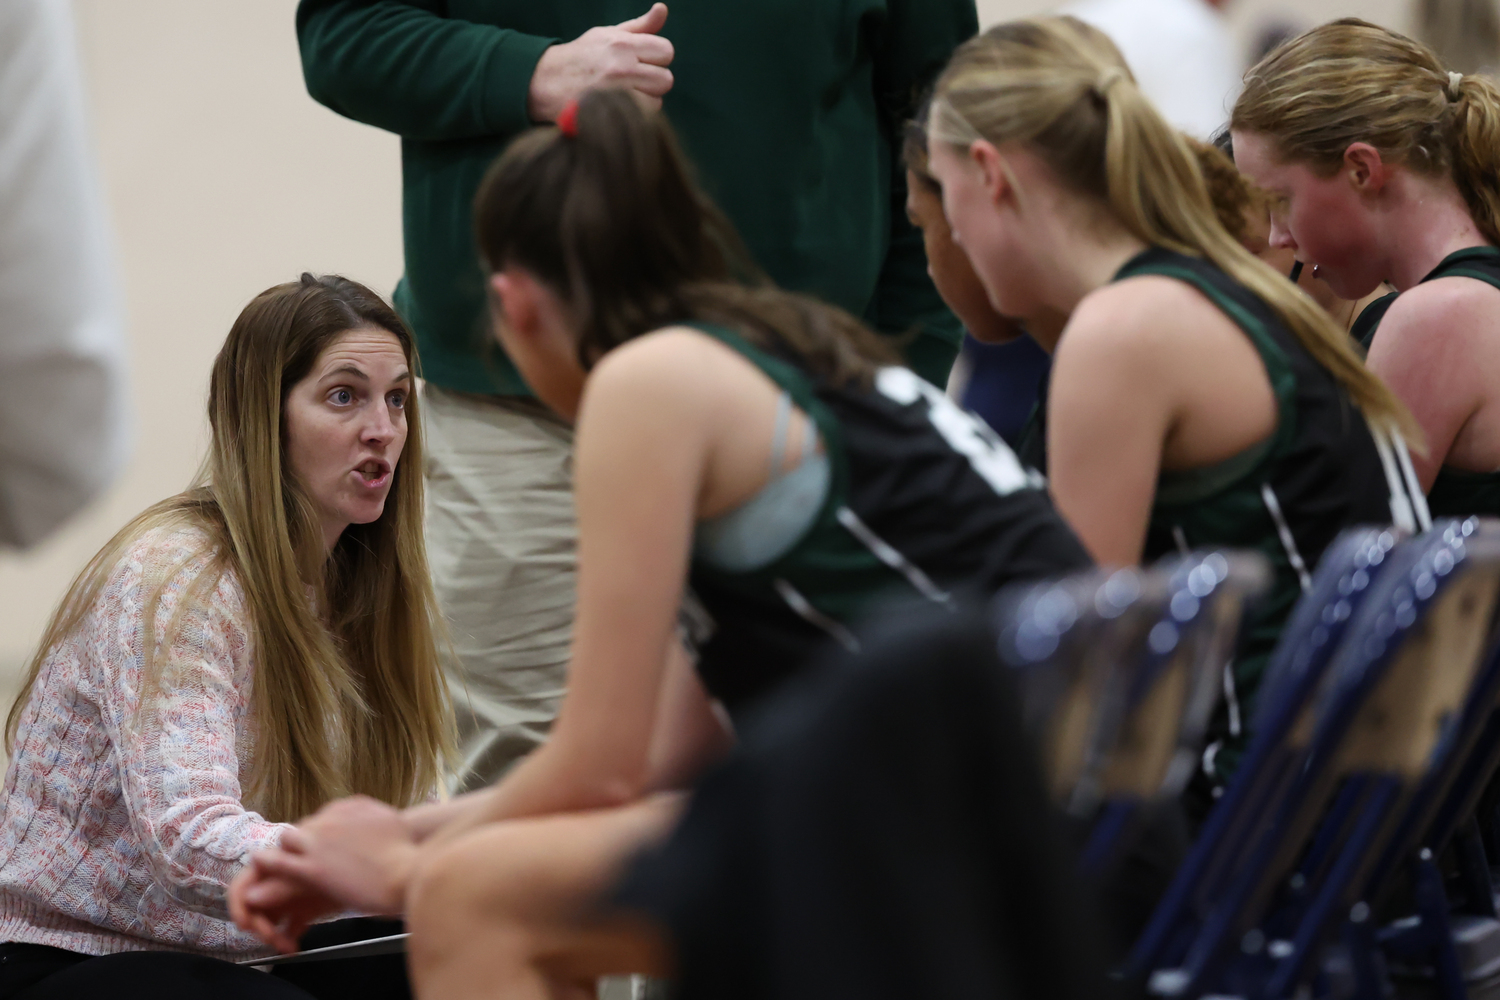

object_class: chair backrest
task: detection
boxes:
[996,567,1165,813]
[1070,552,1269,876]
[1126,527,1400,981]
[1099,551,1270,804]
[1315,528,1500,782]
[1143,523,1500,997]
[1240,520,1500,998]
[999,553,1267,881]
[997,553,1264,814]
[1359,519,1500,907]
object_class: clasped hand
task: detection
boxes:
[229,795,420,954]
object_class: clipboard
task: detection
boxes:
[237,932,408,966]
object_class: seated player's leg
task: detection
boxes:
[406,795,682,1000]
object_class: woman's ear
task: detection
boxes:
[491,270,540,338]
[1343,142,1389,196]
[970,140,1014,208]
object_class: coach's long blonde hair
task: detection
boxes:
[7,275,451,821]
[929,16,1416,440]
[1233,18,1500,249]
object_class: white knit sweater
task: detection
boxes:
[0,525,291,960]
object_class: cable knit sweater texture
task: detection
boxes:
[0,524,291,960]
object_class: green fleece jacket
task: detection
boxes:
[296,0,975,395]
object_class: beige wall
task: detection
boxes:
[0,0,1417,679]
[0,0,403,681]
[977,0,1410,42]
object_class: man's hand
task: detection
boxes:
[229,795,420,952]
[528,3,673,122]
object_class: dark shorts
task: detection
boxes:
[0,917,408,1000]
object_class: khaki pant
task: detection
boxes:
[422,384,577,793]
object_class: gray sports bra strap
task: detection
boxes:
[769,392,792,476]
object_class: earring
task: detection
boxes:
[1312,264,1321,279]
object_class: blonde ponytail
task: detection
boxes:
[1449,72,1500,247]
[930,17,1417,441]
[1234,18,1500,248]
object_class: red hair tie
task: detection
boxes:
[557,99,580,138]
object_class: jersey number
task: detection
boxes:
[875,367,1040,496]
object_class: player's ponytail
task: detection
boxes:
[929,16,1416,441]
[473,88,897,384]
[1448,72,1500,247]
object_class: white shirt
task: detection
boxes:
[1063,0,1242,139]
[0,0,129,549]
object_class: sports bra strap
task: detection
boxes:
[769,392,792,477]
[768,392,819,477]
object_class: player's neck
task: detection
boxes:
[1384,172,1492,291]
[1042,224,1149,316]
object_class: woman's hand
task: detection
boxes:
[229,795,421,951]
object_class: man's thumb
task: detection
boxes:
[619,2,668,34]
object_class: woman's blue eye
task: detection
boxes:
[389,391,406,409]
[332,388,353,405]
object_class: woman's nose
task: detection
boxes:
[362,403,397,445]
[1268,216,1297,252]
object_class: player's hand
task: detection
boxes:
[528,3,674,121]
[231,795,420,947]
[229,863,342,955]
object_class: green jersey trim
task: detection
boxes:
[1113,260,1298,510]
[1155,436,1277,506]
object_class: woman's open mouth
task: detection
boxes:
[355,460,392,488]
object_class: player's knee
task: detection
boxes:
[411,834,506,927]
[408,835,531,978]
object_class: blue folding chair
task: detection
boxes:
[1245,519,1500,1000]
[1076,551,1269,876]
[1346,520,1500,997]
[996,566,1165,815]
[996,553,1267,874]
[1125,526,1402,991]
[1137,522,1500,999]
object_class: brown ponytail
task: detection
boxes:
[929,16,1417,440]
[1233,18,1500,248]
[473,89,898,385]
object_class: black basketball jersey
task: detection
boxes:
[1007,249,1404,779]
[1352,246,1500,518]
[685,324,1091,718]
[1124,251,1397,732]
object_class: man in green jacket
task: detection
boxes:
[296,0,977,791]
